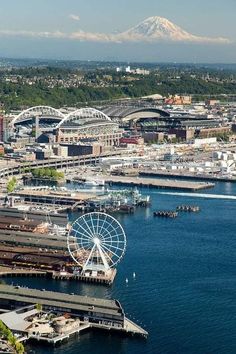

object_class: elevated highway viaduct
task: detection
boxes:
[0,151,125,178]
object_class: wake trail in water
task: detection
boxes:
[156,192,236,200]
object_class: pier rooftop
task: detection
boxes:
[0,228,117,284]
[0,205,68,225]
[0,284,121,317]
[0,285,148,337]
[0,227,68,250]
[11,189,97,206]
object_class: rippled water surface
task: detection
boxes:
[6,182,236,354]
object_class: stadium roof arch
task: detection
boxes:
[56,107,112,129]
[101,106,170,123]
[11,106,66,127]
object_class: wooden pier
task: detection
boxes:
[0,228,117,285]
[52,269,117,285]
[0,266,46,278]
[29,323,91,344]
[0,285,148,339]
[139,170,235,183]
[72,174,214,191]
[0,206,68,226]
[0,268,116,286]
[11,189,97,206]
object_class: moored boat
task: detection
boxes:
[153,210,178,218]
[176,205,200,212]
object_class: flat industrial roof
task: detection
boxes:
[0,228,65,241]
[0,230,68,250]
[0,308,39,332]
[0,245,68,265]
[0,285,123,317]
[0,216,41,226]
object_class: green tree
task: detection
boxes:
[7,333,16,346]
[36,303,42,311]
[7,177,17,193]
[15,342,25,354]
[0,320,24,353]
[31,168,64,181]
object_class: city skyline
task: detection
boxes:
[0,0,235,62]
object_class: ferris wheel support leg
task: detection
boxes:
[82,242,110,275]
[82,243,96,275]
[97,243,110,271]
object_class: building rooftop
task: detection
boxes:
[0,229,68,250]
[0,285,123,317]
[101,106,170,121]
[0,216,43,232]
[0,307,39,332]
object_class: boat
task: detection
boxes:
[47,223,68,237]
[176,205,200,212]
[153,210,178,218]
[83,179,105,187]
[118,205,135,213]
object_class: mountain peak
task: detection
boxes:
[117,16,230,44]
[143,16,172,23]
[120,16,195,41]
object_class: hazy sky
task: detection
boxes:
[0,0,235,62]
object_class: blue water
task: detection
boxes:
[6,182,236,354]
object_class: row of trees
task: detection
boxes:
[0,320,24,353]
[1,70,236,110]
[31,168,64,181]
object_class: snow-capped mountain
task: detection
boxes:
[116,16,229,43]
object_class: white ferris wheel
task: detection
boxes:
[67,212,126,274]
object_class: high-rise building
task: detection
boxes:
[2,115,14,142]
[0,116,4,142]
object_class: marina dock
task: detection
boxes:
[9,186,150,213]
